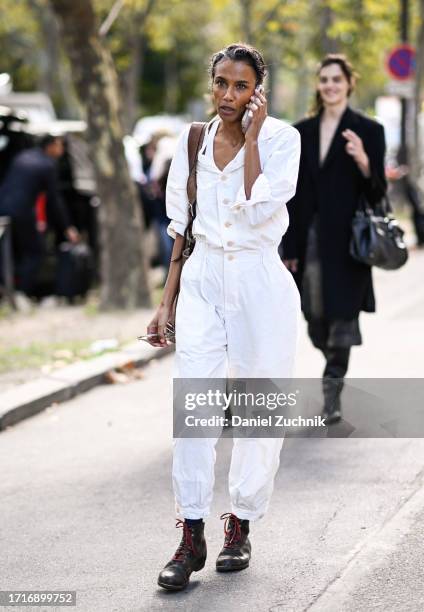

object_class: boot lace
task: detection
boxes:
[172,520,196,561]
[220,512,242,549]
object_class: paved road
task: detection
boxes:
[1,249,424,612]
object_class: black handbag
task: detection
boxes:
[350,192,408,270]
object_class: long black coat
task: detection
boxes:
[282,106,387,320]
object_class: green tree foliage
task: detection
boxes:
[0,0,422,122]
[0,0,40,91]
[313,0,400,112]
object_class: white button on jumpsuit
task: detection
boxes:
[166,116,301,521]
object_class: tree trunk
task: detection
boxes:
[115,1,155,132]
[319,3,339,55]
[293,26,311,120]
[50,0,151,309]
[28,0,81,118]
[119,31,143,132]
[239,0,253,43]
[164,51,178,114]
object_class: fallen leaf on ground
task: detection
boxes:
[116,361,135,373]
[104,370,130,384]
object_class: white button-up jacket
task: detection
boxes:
[166,115,301,250]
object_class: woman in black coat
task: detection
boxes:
[282,54,387,423]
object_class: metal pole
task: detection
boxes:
[398,0,424,244]
[398,0,409,164]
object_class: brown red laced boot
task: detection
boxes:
[216,512,251,572]
[157,520,207,591]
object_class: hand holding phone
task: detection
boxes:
[141,304,174,347]
[241,85,265,134]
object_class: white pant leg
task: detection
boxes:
[172,242,227,519]
[229,437,285,521]
[171,243,301,521]
[226,248,301,521]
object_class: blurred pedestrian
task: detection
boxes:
[58,134,99,259]
[0,134,79,297]
[138,134,160,230]
[282,54,387,424]
[149,136,178,275]
[145,43,301,591]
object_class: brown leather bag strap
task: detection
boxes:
[169,123,208,324]
[186,122,207,216]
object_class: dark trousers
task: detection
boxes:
[12,220,45,295]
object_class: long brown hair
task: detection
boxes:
[312,54,358,115]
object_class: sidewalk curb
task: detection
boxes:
[0,342,174,431]
[307,469,424,611]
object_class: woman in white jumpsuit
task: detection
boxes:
[146,43,301,591]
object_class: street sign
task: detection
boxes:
[387,44,416,80]
[386,79,415,99]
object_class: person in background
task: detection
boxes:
[281,54,387,424]
[0,134,79,297]
[58,134,98,258]
[149,136,178,276]
[138,134,161,231]
[136,133,176,277]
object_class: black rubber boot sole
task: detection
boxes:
[322,409,341,425]
[157,579,187,591]
[157,558,206,591]
[157,579,186,591]
[216,559,250,572]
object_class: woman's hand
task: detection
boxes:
[342,129,370,177]
[145,303,173,347]
[244,89,267,142]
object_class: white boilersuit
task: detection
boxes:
[166,116,301,521]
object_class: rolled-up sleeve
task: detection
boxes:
[166,126,190,239]
[229,126,301,227]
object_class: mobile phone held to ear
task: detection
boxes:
[241,85,264,134]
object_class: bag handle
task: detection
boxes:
[187,122,208,214]
[358,167,392,217]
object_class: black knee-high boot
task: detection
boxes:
[322,347,350,424]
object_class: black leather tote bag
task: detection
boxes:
[350,193,408,270]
